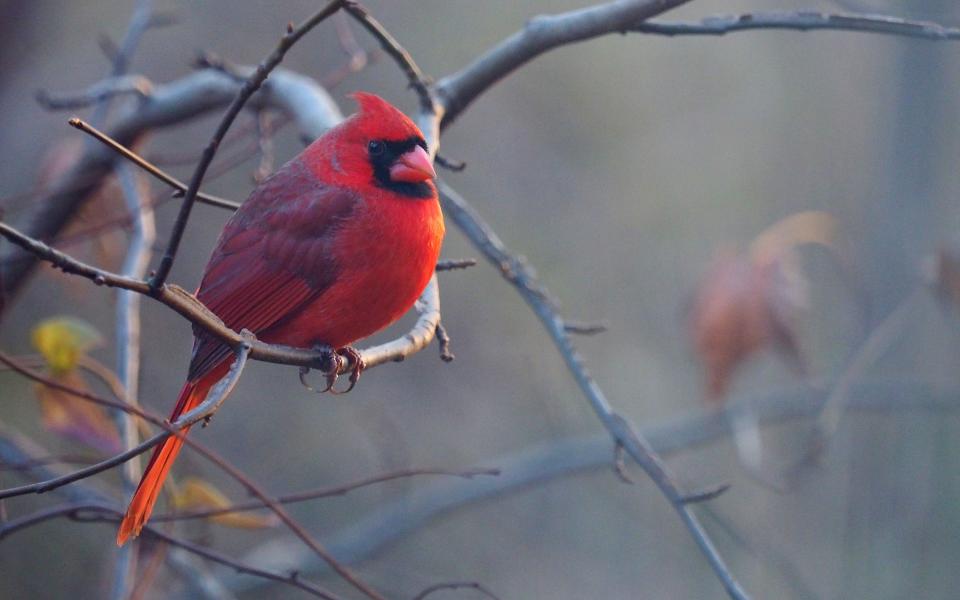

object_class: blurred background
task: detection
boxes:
[1,0,959,598]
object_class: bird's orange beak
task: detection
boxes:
[389,145,436,183]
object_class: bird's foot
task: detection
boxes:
[298,345,365,394]
[328,346,364,395]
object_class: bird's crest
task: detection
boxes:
[350,92,424,142]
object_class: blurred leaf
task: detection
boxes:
[172,477,278,530]
[31,316,103,375]
[932,246,960,311]
[34,371,121,454]
[691,213,834,402]
[749,210,838,267]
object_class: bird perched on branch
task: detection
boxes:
[117,93,444,544]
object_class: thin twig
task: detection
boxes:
[150,0,347,290]
[68,118,239,210]
[341,2,434,112]
[152,467,499,522]
[435,322,455,362]
[563,320,608,335]
[340,1,441,153]
[413,581,501,600]
[632,11,960,40]
[435,258,477,272]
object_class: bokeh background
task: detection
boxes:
[2,0,960,598]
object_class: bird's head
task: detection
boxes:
[304,92,436,199]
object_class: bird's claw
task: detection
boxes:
[328,346,364,395]
[298,346,364,394]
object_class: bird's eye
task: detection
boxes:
[368,140,385,156]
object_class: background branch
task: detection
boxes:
[230,378,959,589]
[437,182,746,599]
[633,11,960,39]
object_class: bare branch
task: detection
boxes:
[437,181,747,600]
[68,118,238,210]
[0,221,442,374]
[434,0,692,129]
[152,467,499,523]
[342,2,434,113]
[36,75,154,110]
[150,0,347,289]
[633,11,960,40]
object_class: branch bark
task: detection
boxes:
[633,11,960,39]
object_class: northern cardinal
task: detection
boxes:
[117,93,443,544]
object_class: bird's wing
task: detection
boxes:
[187,159,357,381]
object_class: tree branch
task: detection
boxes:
[0,221,442,375]
[434,0,693,129]
[437,182,747,600]
[68,118,238,210]
[632,11,960,39]
[151,467,499,523]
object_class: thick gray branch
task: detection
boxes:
[435,0,692,128]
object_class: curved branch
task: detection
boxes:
[0,222,440,375]
[434,0,692,129]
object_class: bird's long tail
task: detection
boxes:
[116,369,221,546]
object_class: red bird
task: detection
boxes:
[117,93,444,544]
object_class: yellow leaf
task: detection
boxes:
[31,316,103,374]
[749,211,838,267]
[173,477,278,530]
[34,371,121,454]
